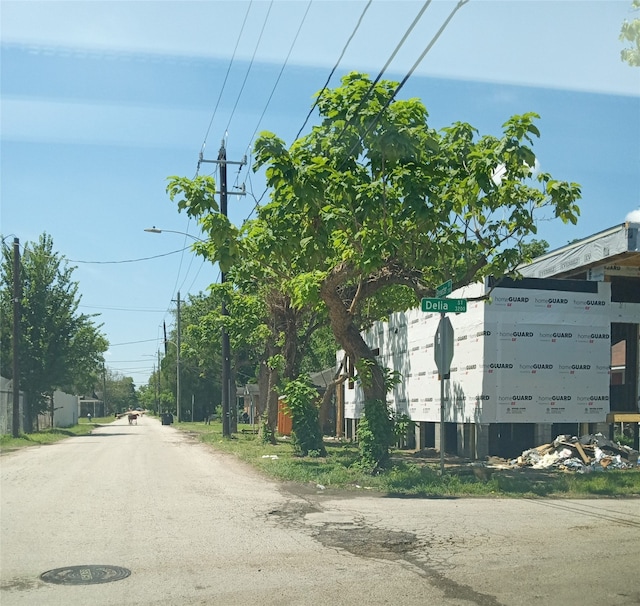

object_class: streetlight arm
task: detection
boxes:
[144,227,205,242]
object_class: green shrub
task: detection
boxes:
[357,399,394,473]
[281,377,326,457]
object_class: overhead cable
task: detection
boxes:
[245,0,313,153]
[67,247,191,264]
[338,0,470,171]
[243,0,372,222]
[234,0,313,216]
[330,0,433,152]
[80,305,167,313]
[199,0,254,164]
[293,0,373,141]
[224,1,275,135]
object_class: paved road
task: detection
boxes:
[1,417,639,606]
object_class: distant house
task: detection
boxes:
[0,377,79,432]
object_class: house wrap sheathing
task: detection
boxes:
[343,278,611,426]
[340,222,640,458]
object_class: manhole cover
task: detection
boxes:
[40,565,131,585]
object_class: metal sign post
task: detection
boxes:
[440,317,446,476]
[428,280,464,475]
[434,315,454,475]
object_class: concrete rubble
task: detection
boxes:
[510,433,639,473]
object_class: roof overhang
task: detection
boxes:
[519,222,640,280]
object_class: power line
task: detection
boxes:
[80,305,167,313]
[241,0,443,223]
[241,0,371,224]
[329,0,434,155]
[391,0,470,104]
[294,0,373,140]
[232,0,313,217]
[224,1,275,136]
[245,0,313,154]
[293,0,373,141]
[179,255,209,296]
[4,238,192,265]
[67,247,191,264]
[109,338,161,346]
[200,1,254,158]
[337,0,470,172]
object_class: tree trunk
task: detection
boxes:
[258,341,279,445]
[282,302,300,380]
[49,392,55,428]
[320,277,391,469]
[257,360,269,419]
[263,365,279,444]
[318,380,334,435]
[230,369,238,433]
[320,282,386,403]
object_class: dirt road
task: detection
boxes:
[1,417,638,605]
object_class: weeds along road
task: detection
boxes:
[1,417,639,606]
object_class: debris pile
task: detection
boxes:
[511,433,639,472]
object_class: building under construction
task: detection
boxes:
[339,221,640,458]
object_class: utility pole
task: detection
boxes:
[12,238,21,438]
[176,291,181,422]
[199,140,246,437]
[219,145,231,437]
[156,350,161,415]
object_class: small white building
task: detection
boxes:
[51,390,79,427]
[0,377,79,432]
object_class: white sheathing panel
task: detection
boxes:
[341,280,612,424]
[483,283,611,423]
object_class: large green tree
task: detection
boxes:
[168,72,580,469]
[254,73,580,469]
[167,179,338,440]
[0,233,108,429]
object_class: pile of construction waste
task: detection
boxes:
[511,433,639,472]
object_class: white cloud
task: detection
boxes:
[625,209,640,223]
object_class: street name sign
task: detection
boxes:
[435,279,452,298]
[421,298,467,313]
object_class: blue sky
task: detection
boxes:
[2,0,639,387]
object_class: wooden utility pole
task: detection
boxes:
[199,141,246,437]
[177,290,181,422]
[218,145,231,437]
[12,238,21,438]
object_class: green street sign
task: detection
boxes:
[421,298,467,313]
[435,279,452,298]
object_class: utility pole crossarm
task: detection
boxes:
[198,148,247,198]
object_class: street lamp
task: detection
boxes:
[144,227,204,242]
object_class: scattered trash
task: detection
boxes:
[261,455,279,460]
[316,484,326,490]
[510,433,639,473]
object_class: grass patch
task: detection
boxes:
[176,421,640,498]
[0,417,112,452]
